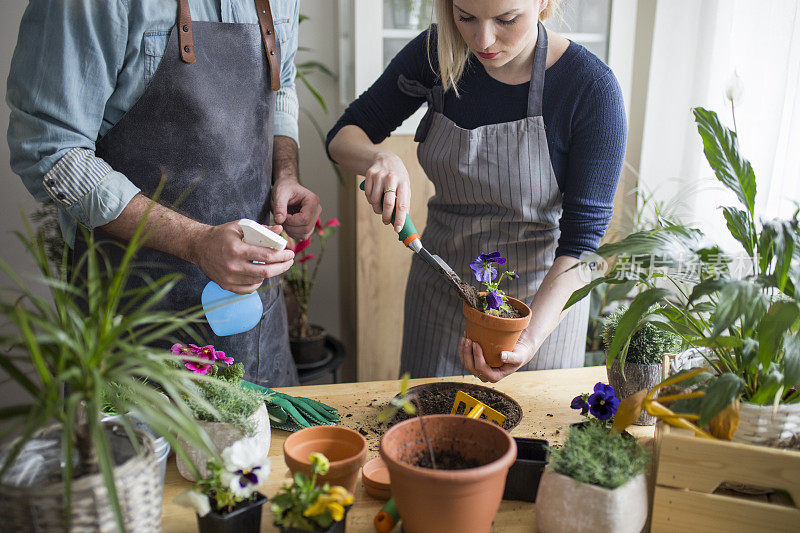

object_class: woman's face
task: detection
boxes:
[452,0,544,71]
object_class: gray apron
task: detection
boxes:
[75,0,298,387]
[400,22,590,377]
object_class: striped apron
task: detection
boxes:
[399,22,590,377]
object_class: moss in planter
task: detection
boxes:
[185,378,267,434]
[601,305,681,365]
[550,421,649,489]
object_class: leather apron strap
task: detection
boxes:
[178,0,282,90]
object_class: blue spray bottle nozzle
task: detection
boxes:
[201,220,287,336]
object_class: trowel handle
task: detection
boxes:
[359,180,419,247]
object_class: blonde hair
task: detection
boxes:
[429,0,563,94]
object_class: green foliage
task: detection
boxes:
[550,422,649,489]
[185,378,267,432]
[271,453,353,530]
[378,372,416,423]
[0,204,219,530]
[566,106,800,411]
[602,305,681,365]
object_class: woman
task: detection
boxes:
[327,0,626,382]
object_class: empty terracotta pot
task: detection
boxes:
[283,426,367,493]
[462,295,532,367]
[380,415,516,533]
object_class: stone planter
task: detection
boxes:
[177,404,270,481]
[535,470,648,533]
[606,359,663,425]
[733,401,800,445]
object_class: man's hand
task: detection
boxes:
[188,221,294,294]
[271,178,321,241]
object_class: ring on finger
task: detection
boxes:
[384,187,396,194]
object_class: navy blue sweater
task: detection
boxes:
[326,26,627,258]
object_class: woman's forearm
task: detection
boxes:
[521,255,586,351]
[327,125,388,175]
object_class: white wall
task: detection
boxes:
[296,0,343,338]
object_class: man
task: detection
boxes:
[6,0,318,387]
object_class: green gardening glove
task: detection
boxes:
[240,380,339,431]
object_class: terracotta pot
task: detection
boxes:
[177,404,271,482]
[283,426,367,493]
[380,415,516,533]
[606,359,663,425]
[290,325,327,366]
[462,295,531,367]
[535,470,648,533]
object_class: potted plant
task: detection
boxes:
[535,421,650,533]
[271,452,354,533]
[175,437,270,533]
[566,105,800,444]
[378,375,517,533]
[602,305,681,424]
[172,343,272,481]
[462,252,532,367]
[0,212,218,531]
[283,218,340,366]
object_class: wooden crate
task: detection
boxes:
[651,421,800,532]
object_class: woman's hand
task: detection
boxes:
[362,151,412,233]
[458,334,539,383]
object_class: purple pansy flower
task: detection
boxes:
[485,290,504,311]
[570,395,589,415]
[587,382,619,421]
[469,252,507,283]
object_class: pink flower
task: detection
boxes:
[214,349,234,365]
[170,343,191,355]
[298,254,316,264]
[287,237,311,255]
[325,218,340,228]
[179,344,215,375]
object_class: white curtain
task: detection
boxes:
[636,0,800,251]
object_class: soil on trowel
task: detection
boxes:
[457,280,522,319]
[413,449,482,470]
[391,384,522,431]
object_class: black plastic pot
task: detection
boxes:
[502,437,549,502]
[275,508,349,533]
[290,325,327,366]
[197,493,267,533]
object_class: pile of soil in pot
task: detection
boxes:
[456,281,522,319]
[413,449,482,470]
[389,382,523,431]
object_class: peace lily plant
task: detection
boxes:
[566,103,800,439]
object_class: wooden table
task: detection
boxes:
[162,367,654,532]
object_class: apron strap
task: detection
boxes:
[527,20,548,117]
[398,74,444,143]
[177,0,282,91]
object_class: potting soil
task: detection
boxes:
[457,280,523,319]
[413,449,482,470]
[391,384,522,430]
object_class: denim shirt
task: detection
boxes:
[6,0,300,247]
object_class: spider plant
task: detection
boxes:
[0,197,222,531]
[566,106,800,424]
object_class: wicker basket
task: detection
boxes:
[734,401,800,445]
[0,422,162,532]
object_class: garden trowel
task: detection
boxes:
[359,180,471,302]
[450,390,506,427]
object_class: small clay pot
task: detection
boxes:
[290,325,328,366]
[283,426,367,493]
[380,415,517,533]
[462,295,532,368]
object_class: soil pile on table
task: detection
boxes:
[390,382,522,431]
[457,281,522,319]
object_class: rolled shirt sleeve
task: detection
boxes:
[273,0,300,145]
[6,0,139,247]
